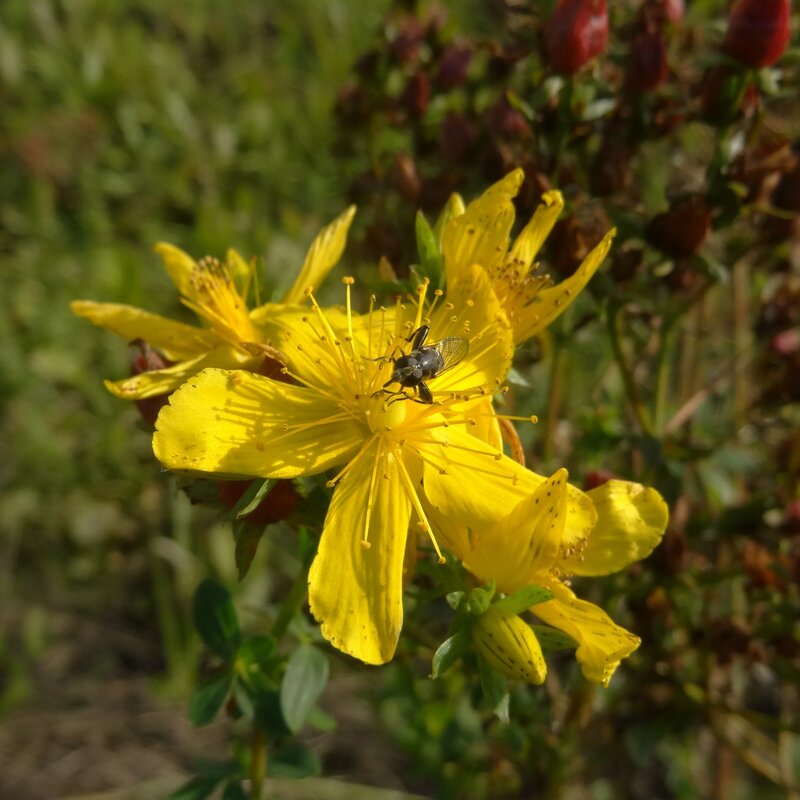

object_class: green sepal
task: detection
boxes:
[494,585,553,614]
[467,583,495,615]
[233,478,276,518]
[431,626,471,678]
[233,521,265,581]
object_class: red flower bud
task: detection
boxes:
[544,0,608,74]
[644,0,684,26]
[583,469,616,490]
[722,0,790,69]
[400,71,430,118]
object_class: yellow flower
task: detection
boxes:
[70,207,355,399]
[441,170,615,344]
[153,267,523,664]
[433,468,668,686]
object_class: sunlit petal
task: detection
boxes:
[534,581,640,687]
[70,300,217,361]
[282,207,357,305]
[153,242,197,299]
[153,368,364,478]
[562,480,669,576]
[309,439,411,664]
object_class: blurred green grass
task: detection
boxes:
[0,0,404,701]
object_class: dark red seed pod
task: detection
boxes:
[399,71,430,118]
[644,0,684,26]
[439,111,477,164]
[216,479,298,526]
[129,340,171,426]
[722,0,791,69]
[434,43,473,91]
[583,469,616,490]
[626,30,669,93]
[646,194,711,258]
[544,0,608,75]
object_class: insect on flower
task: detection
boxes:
[375,324,469,405]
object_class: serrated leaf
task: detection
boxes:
[531,625,578,651]
[188,670,234,726]
[280,645,330,733]
[193,579,241,660]
[494,585,553,614]
[431,627,471,678]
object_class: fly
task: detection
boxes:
[374,324,469,405]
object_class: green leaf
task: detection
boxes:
[237,634,277,668]
[168,777,220,800]
[221,782,248,800]
[305,705,337,732]
[531,625,578,651]
[280,644,330,733]
[254,688,291,737]
[414,210,444,289]
[193,579,241,660]
[431,627,471,678]
[233,522,265,581]
[233,478,275,518]
[188,670,234,726]
[446,590,465,610]
[268,742,322,779]
[478,653,509,721]
[494,586,553,614]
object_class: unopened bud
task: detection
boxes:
[473,606,547,685]
[626,31,669,93]
[722,0,790,70]
[544,0,608,75]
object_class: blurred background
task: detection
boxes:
[1,0,799,798]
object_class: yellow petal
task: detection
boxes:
[425,501,471,560]
[282,206,357,305]
[561,480,669,576]
[428,265,513,395]
[424,433,596,542]
[70,300,218,361]
[473,605,547,685]
[153,368,364,479]
[464,469,569,592]
[309,439,411,664]
[534,582,640,687]
[507,190,564,275]
[104,345,259,400]
[515,228,616,342]
[463,396,503,452]
[422,428,536,526]
[153,242,197,299]
[226,248,255,298]
[442,170,523,286]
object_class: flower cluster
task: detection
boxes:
[74,173,667,687]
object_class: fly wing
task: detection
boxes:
[431,337,469,374]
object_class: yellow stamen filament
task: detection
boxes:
[393,449,446,564]
[361,437,384,548]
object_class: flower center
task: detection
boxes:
[183,257,260,346]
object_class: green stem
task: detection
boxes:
[250,727,267,800]
[542,339,567,464]
[606,304,653,437]
[653,318,676,436]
